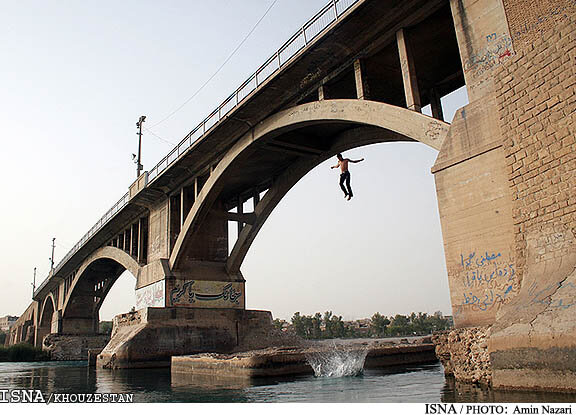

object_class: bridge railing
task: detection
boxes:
[34,0,361,297]
[147,0,360,183]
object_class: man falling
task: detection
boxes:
[330,153,364,200]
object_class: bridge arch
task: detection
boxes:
[60,246,140,334]
[170,99,449,276]
[37,293,56,346]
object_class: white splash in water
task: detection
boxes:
[305,343,370,377]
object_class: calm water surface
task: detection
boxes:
[1,361,576,403]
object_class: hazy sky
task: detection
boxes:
[0,1,467,321]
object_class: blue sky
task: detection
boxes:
[0,0,466,321]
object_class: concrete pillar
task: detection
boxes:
[430,88,444,121]
[124,229,131,254]
[169,194,182,253]
[131,223,139,257]
[182,185,195,224]
[318,84,326,101]
[237,196,244,236]
[448,0,512,102]
[253,190,260,208]
[353,58,370,100]
[138,216,148,264]
[396,28,422,112]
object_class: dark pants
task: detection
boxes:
[339,171,353,196]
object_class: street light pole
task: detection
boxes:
[135,116,146,178]
[50,238,55,272]
[32,267,36,298]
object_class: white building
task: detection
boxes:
[0,316,18,332]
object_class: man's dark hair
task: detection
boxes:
[337,153,343,160]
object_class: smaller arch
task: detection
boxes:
[60,246,140,334]
[37,293,56,346]
[39,293,56,327]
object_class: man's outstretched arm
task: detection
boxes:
[349,158,365,163]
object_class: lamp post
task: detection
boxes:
[135,116,146,178]
[49,238,55,272]
[32,267,36,298]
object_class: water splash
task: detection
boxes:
[305,343,370,377]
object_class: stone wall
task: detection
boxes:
[476,15,576,391]
[494,16,576,282]
[429,12,576,392]
[43,334,110,361]
[502,0,576,49]
[433,327,492,385]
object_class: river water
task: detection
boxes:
[1,360,576,403]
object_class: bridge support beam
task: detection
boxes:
[353,58,370,100]
[396,28,422,112]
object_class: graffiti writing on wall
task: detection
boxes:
[464,2,576,77]
[464,33,513,77]
[170,281,243,307]
[456,250,518,314]
[526,280,576,310]
[135,280,165,310]
[425,120,446,142]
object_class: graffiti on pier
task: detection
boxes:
[135,280,165,309]
[526,281,576,310]
[455,250,518,315]
[425,120,447,142]
[463,33,513,77]
[464,2,576,78]
[170,280,243,308]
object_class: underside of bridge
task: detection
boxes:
[11,0,576,392]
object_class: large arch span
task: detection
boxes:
[170,99,449,276]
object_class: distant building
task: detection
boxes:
[0,316,18,332]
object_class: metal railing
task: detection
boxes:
[147,0,359,182]
[34,0,360,296]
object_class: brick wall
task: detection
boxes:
[493,17,576,278]
[503,0,576,48]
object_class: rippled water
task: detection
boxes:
[2,361,576,403]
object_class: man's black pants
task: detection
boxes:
[339,171,353,196]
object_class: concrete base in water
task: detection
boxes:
[97,307,275,369]
[171,342,438,378]
[43,334,110,361]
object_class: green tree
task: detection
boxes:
[291,312,306,337]
[312,313,322,339]
[389,314,411,336]
[370,312,391,337]
[99,321,113,335]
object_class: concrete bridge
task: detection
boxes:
[8,0,576,391]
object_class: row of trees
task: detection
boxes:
[373,312,453,337]
[275,311,453,340]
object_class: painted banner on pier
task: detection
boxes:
[168,280,245,309]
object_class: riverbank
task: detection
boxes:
[0,343,49,362]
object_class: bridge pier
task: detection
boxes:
[97,307,275,369]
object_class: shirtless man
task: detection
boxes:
[330,153,364,200]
